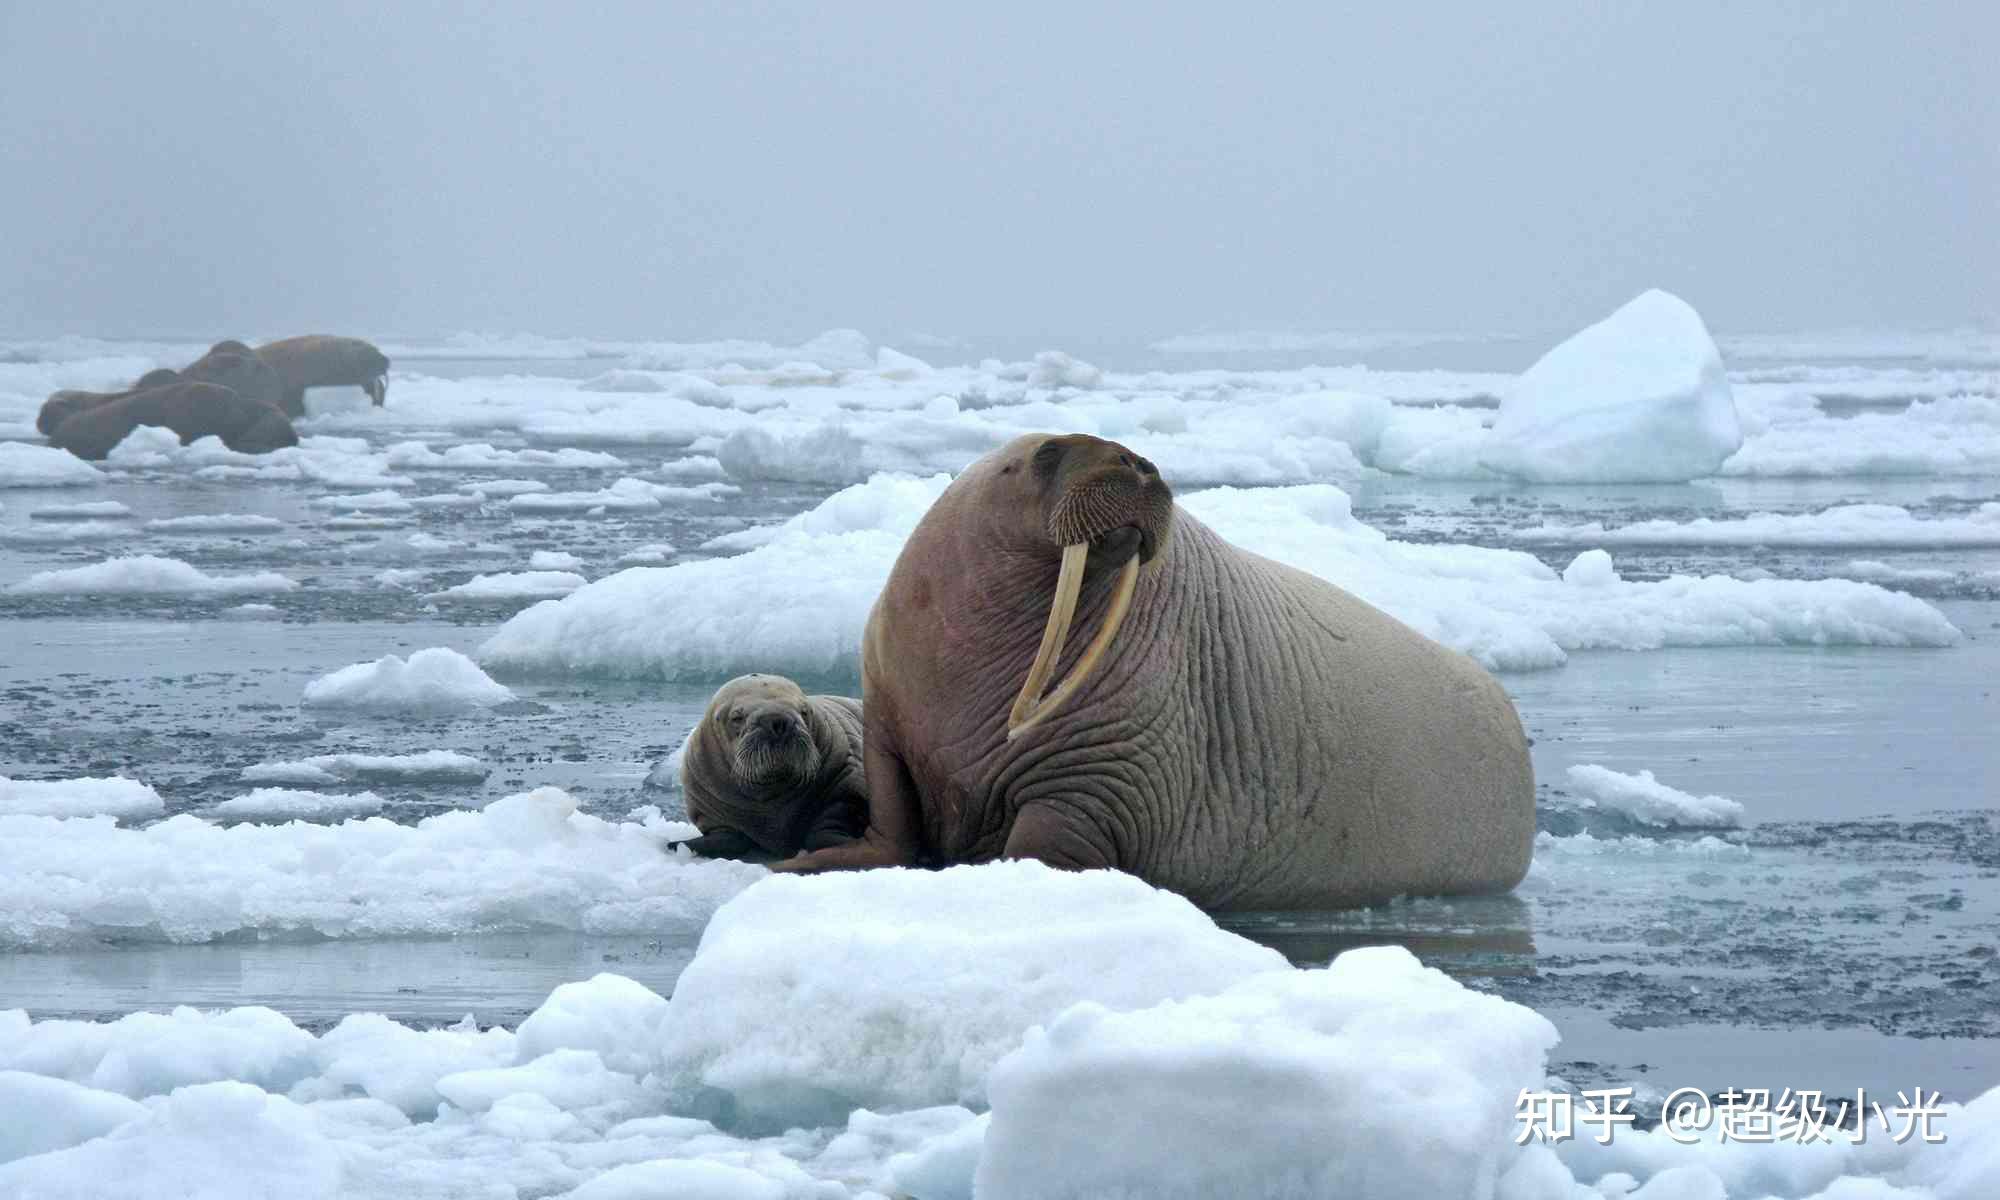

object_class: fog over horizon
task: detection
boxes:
[2,1,1993,345]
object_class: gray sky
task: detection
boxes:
[2,1,1993,341]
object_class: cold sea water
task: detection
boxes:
[1,329,1995,1122]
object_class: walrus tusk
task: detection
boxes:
[1007,541,1087,731]
[1006,550,1139,740]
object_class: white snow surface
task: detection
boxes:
[0,442,104,488]
[0,789,760,950]
[239,751,490,786]
[657,862,1289,1131]
[482,473,1961,681]
[301,648,516,712]
[1562,764,1746,829]
[8,555,297,596]
[1480,290,1742,483]
[1521,502,2000,548]
[0,875,1987,1197]
[977,945,1557,1200]
[0,776,164,820]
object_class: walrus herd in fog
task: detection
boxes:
[36,335,389,459]
[681,432,1535,910]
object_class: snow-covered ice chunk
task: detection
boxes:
[0,1071,145,1164]
[0,787,762,949]
[309,488,411,513]
[1026,349,1104,390]
[384,442,624,471]
[143,513,286,533]
[0,441,104,487]
[507,478,735,514]
[8,555,297,596]
[427,570,588,601]
[482,474,948,680]
[297,1011,515,1119]
[485,472,1962,682]
[459,478,549,497]
[0,1006,317,1098]
[615,543,675,565]
[0,776,163,820]
[213,789,388,820]
[529,549,583,570]
[1721,393,2000,478]
[27,500,131,520]
[1521,502,2000,548]
[1563,764,1746,829]
[657,861,1288,1131]
[1561,548,1619,587]
[239,751,489,786]
[301,647,515,712]
[559,1158,794,1200]
[976,946,1558,1200]
[1480,290,1742,482]
[514,974,669,1079]
[435,1048,647,1115]
[0,1081,343,1199]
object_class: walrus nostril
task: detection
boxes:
[1135,456,1157,476]
[759,713,790,739]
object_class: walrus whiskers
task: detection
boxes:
[1006,551,1139,739]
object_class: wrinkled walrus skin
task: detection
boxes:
[776,432,1535,911]
[673,674,869,862]
[47,381,299,460]
[180,342,288,415]
[255,335,391,415]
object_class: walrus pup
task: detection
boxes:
[37,369,183,436]
[673,674,869,862]
[776,433,1534,909]
[48,381,298,459]
[255,335,390,415]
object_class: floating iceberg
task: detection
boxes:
[1480,290,1742,482]
[9,555,297,597]
[301,648,516,712]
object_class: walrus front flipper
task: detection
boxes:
[670,827,778,863]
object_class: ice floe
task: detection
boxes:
[0,859,1985,1197]
[1561,764,1746,829]
[0,442,104,488]
[240,751,490,786]
[483,472,1961,681]
[427,571,589,601]
[213,789,388,820]
[1519,502,2000,548]
[301,648,516,712]
[1481,290,1742,483]
[142,514,287,534]
[0,788,758,949]
[0,776,163,820]
[9,555,297,597]
[657,862,1287,1130]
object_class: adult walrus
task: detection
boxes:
[671,674,869,862]
[180,341,288,414]
[255,335,390,415]
[775,432,1534,909]
[47,381,298,460]
[36,369,183,436]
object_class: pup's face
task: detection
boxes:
[709,674,820,789]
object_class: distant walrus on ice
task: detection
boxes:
[672,674,869,862]
[46,380,299,460]
[254,335,391,415]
